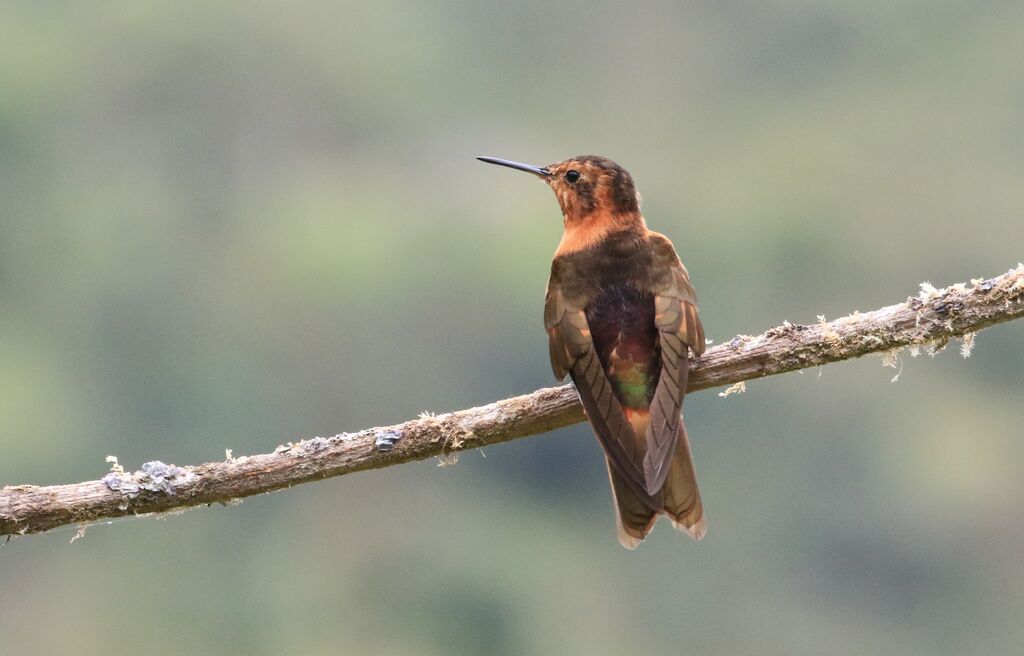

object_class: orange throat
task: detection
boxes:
[554,211,646,256]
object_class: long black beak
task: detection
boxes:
[476,156,550,177]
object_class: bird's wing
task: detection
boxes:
[543,281,573,381]
[545,281,651,500]
[641,237,706,495]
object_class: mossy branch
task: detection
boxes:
[2,265,1023,539]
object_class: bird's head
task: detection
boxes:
[478,155,642,225]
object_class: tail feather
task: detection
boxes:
[662,421,706,540]
[605,419,705,548]
[605,459,658,549]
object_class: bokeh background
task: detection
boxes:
[2,2,1023,654]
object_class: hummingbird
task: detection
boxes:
[478,155,707,548]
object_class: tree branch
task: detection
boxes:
[2,265,1023,538]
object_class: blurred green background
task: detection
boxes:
[2,2,1023,654]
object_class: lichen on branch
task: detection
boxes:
[2,264,1022,539]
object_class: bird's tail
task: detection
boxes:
[605,420,705,549]
[661,420,706,540]
[605,459,659,549]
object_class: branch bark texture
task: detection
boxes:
[3,265,1023,538]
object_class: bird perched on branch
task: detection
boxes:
[478,155,707,549]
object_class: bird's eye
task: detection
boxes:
[565,170,581,184]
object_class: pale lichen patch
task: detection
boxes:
[298,436,331,454]
[918,281,940,301]
[105,455,125,475]
[718,381,747,398]
[959,332,976,358]
[417,411,445,443]
[816,314,841,345]
[101,461,195,510]
[138,461,193,495]
[728,335,753,350]
[437,423,474,467]
[436,451,459,467]
[928,337,949,356]
[69,525,87,544]
[374,429,403,452]
[881,347,905,383]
